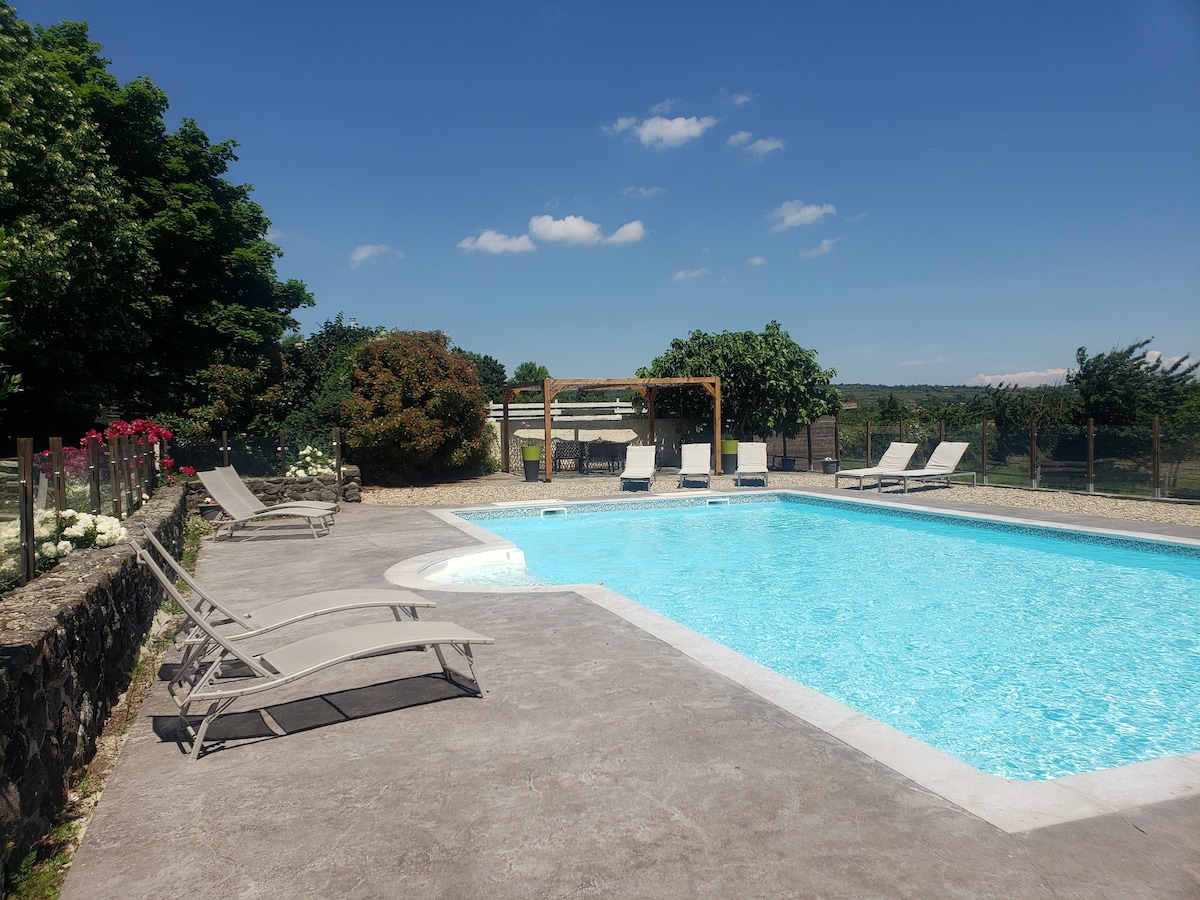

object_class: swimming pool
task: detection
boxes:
[450,494,1200,782]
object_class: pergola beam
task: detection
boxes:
[499,377,722,481]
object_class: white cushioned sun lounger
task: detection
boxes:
[833,441,919,489]
[678,443,712,487]
[734,442,769,486]
[619,445,657,490]
[876,441,976,493]
[138,549,493,760]
[199,469,333,539]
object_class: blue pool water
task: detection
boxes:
[456,495,1200,781]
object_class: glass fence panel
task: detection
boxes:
[1,457,21,592]
[1092,426,1155,497]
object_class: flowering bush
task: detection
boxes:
[0,509,128,591]
[287,445,335,478]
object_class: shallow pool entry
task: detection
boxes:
[456,494,1200,780]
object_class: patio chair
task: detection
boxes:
[734,442,769,486]
[677,443,712,488]
[198,469,333,539]
[137,548,494,760]
[619,445,657,490]
[833,442,918,490]
[876,441,976,493]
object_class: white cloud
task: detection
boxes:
[606,116,637,135]
[529,214,603,245]
[968,368,1069,387]
[768,199,837,231]
[649,98,679,115]
[747,256,766,266]
[621,185,665,198]
[801,238,841,258]
[528,215,646,246]
[1146,350,1186,368]
[605,220,646,244]
[746,137,784,159]
[673,268,710,281]
[731,93,752,105]
[726,130,753,147]
[631,115,718,148]
[350,244,405,267]
[457,230,536,253]
[846,212,869,223]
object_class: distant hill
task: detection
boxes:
[834,383,987,407]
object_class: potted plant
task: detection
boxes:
[521,444,542,482]
[720,438,739,475]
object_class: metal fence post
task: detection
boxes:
[939,419,946,443]
[1029,420,1038,489]
[980,420,989,485]
[865,420,872,467]
[221,430,230,468]
[278,429,287,476]
[1086,418,1095,494]
[332,426,342,493]
[17,438,35,585]
[1152,416,1161,499]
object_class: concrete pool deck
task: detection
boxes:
[62,488,1200,898]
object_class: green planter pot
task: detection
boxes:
[521,445,542,481]
[720,439,738,475]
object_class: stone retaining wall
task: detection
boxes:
[0,485,188,884]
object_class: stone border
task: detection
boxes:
[0,484,188,884]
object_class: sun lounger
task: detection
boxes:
[833,441,919,489]
[734,442,769,486]
[619,445,657,490]
[210,464,339,515]
[678,443,712,487]
[137,548,493,759]
[876,441,976,493]
[135,524,434,641]
[198,469,334,539]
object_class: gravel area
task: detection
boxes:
[363,470,1200,528]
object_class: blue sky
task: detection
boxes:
[21,1,1200,386]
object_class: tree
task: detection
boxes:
[280,314,383,434]
[1068,340,1198,428]
[637,322,837,439]
[512,361,550,384]
[342,330,490,484]
[0,9,312,439]
[455,349,507,404]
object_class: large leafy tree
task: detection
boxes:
[637,321,838,438]
[1068,340,1198,428]
[0,8,311,439]
[455,349,507,404]
[279,314,383,434]
[342,330,490,483]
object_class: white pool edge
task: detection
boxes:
[384,491,1200,834]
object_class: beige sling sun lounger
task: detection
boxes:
[619,445,657,490]
[834,441,919,490]
[135,524,434,640]
[211,464,338,515]
[199,469,333,539]
[876,441,976,493]
[137,549,493,760]
[678,443,712,487]
[734,442,769,486]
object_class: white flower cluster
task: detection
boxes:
[1,508,129,588]
[286,446,335,478]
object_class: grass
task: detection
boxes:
[3,516,211,899]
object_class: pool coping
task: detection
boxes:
[385,488,1200,834]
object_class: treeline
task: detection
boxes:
[841,342,1200,444]
[0,4,310,441]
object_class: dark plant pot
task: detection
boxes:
[720,440,738,475]
[523,459,540,482]
[822,459,839,475]
[780,457,797,472]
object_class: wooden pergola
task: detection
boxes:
[500,377,722,481]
